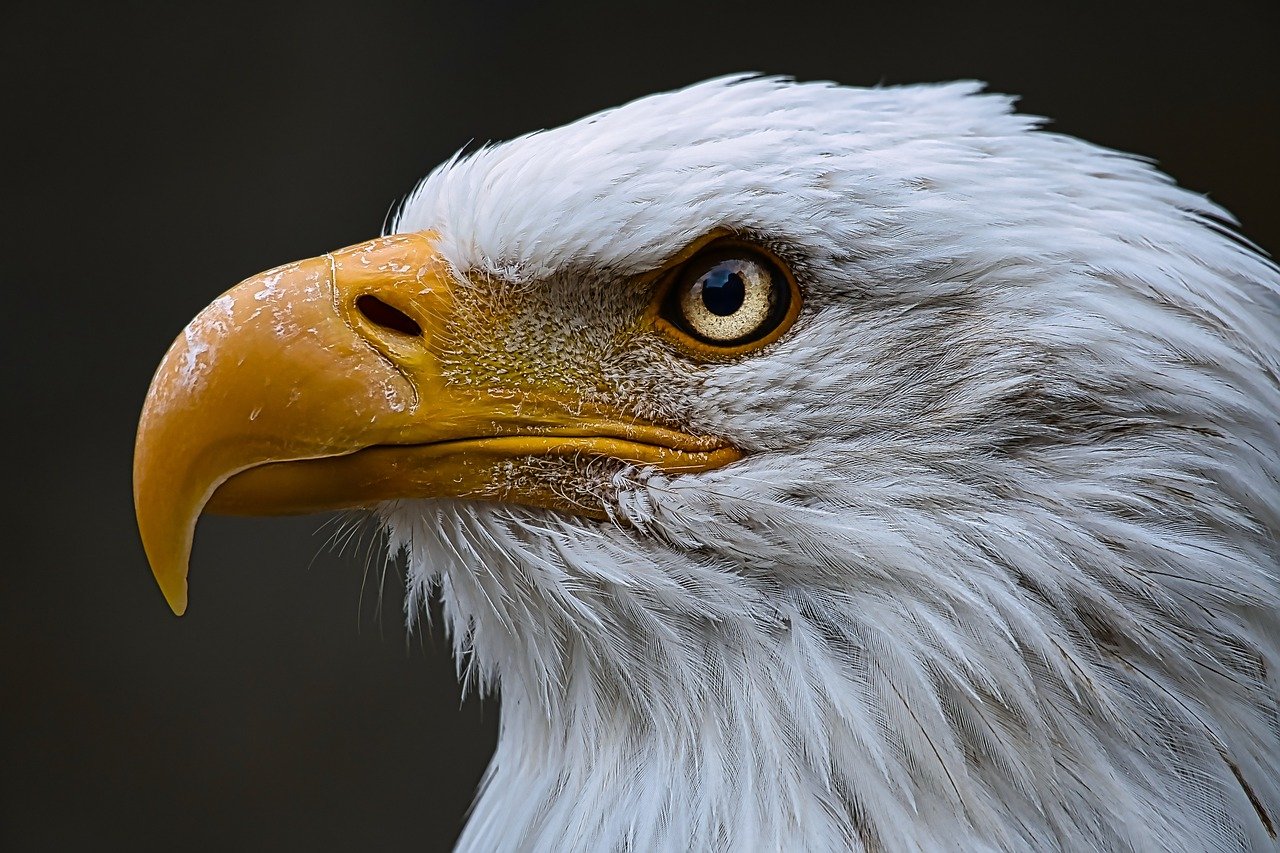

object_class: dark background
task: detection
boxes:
[4,1,1276,850]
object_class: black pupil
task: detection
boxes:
[700,265,746,316]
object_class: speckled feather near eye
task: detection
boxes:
[379,76,1280,851]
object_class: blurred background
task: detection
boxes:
[4,0,1275,849]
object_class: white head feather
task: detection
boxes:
[385,76,1280,851]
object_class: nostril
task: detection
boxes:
[355,294,422,337]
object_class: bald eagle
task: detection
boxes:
[135,76,1280,851]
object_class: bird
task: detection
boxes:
[134,75,1280,851]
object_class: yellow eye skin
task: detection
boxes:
[649,237,802,360]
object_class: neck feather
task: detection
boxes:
[382,489,1279,852]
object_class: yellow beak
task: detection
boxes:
[134,233,739,615]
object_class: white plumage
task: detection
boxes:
[374,76,1279,850]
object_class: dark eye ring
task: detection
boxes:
[656,241,799,355]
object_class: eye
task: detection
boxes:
[656,242,799,355]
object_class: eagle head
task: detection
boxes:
[135,76,1280,851]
